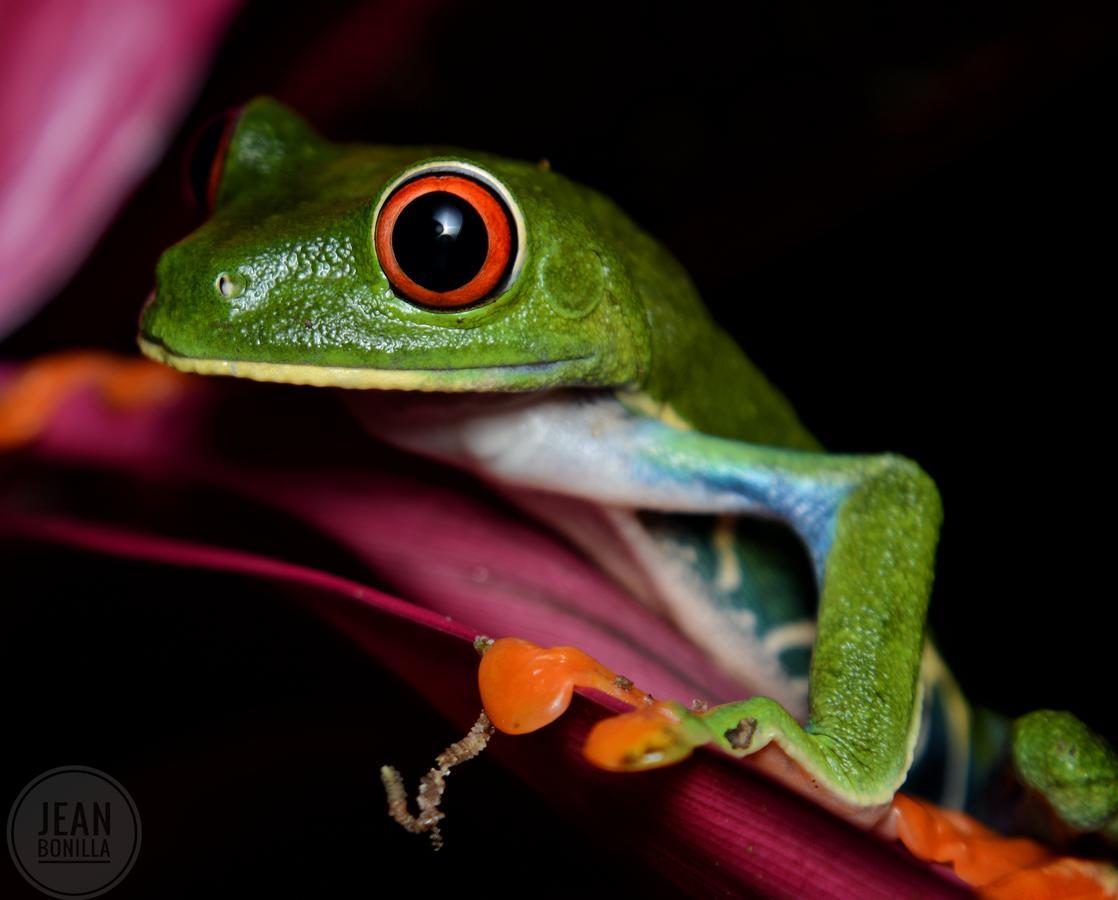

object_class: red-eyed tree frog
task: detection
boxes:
[138,98,1118,864]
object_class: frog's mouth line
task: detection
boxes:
[137,334,594,392]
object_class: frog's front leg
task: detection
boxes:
[626,418,942,814]
[556,404,1118,842]
[368,392,1118,837]
[370,393,939,814]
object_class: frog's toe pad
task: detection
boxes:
[476,637,712,771]
[1013,711,1118,839]
[584,702,699,771]
[477,637,659,735]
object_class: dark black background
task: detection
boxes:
[3,1,1116,895]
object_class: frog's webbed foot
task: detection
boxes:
[478,637,897,824]
[380,710,495,850]
[1012,710,1118,845]
[479,638,1118,895]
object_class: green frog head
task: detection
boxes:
[139,96,677,392]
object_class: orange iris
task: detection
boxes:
[375,173,513,308]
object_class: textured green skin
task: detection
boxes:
[143,99,812,445]
[141,98,1117,829]
[621,430,940,803]
[1015,712,1118,841]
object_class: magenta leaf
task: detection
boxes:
[0,366,969,897]
[0,0,238,335]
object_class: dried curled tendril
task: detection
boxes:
[380,710,495,850]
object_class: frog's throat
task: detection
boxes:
[137,335,594,392]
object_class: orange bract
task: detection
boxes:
[0,352,190,449]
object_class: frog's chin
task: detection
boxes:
[137,334,595,393]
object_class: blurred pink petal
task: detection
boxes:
[0,510,968,898]
[0,361,970,896]
[0,0,238,335]
[12,365,749,704]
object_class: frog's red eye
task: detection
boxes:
[184,107,242,212]
[375,174,516,309]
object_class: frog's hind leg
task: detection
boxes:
[1012,710,1118,845]
[906,667,1118,847]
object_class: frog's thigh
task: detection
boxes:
[1013,710,1118,842]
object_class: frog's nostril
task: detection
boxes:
[215,272,246,299]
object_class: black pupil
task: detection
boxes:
[392,191,489,293]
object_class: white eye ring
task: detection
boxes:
[372,160,527,295]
